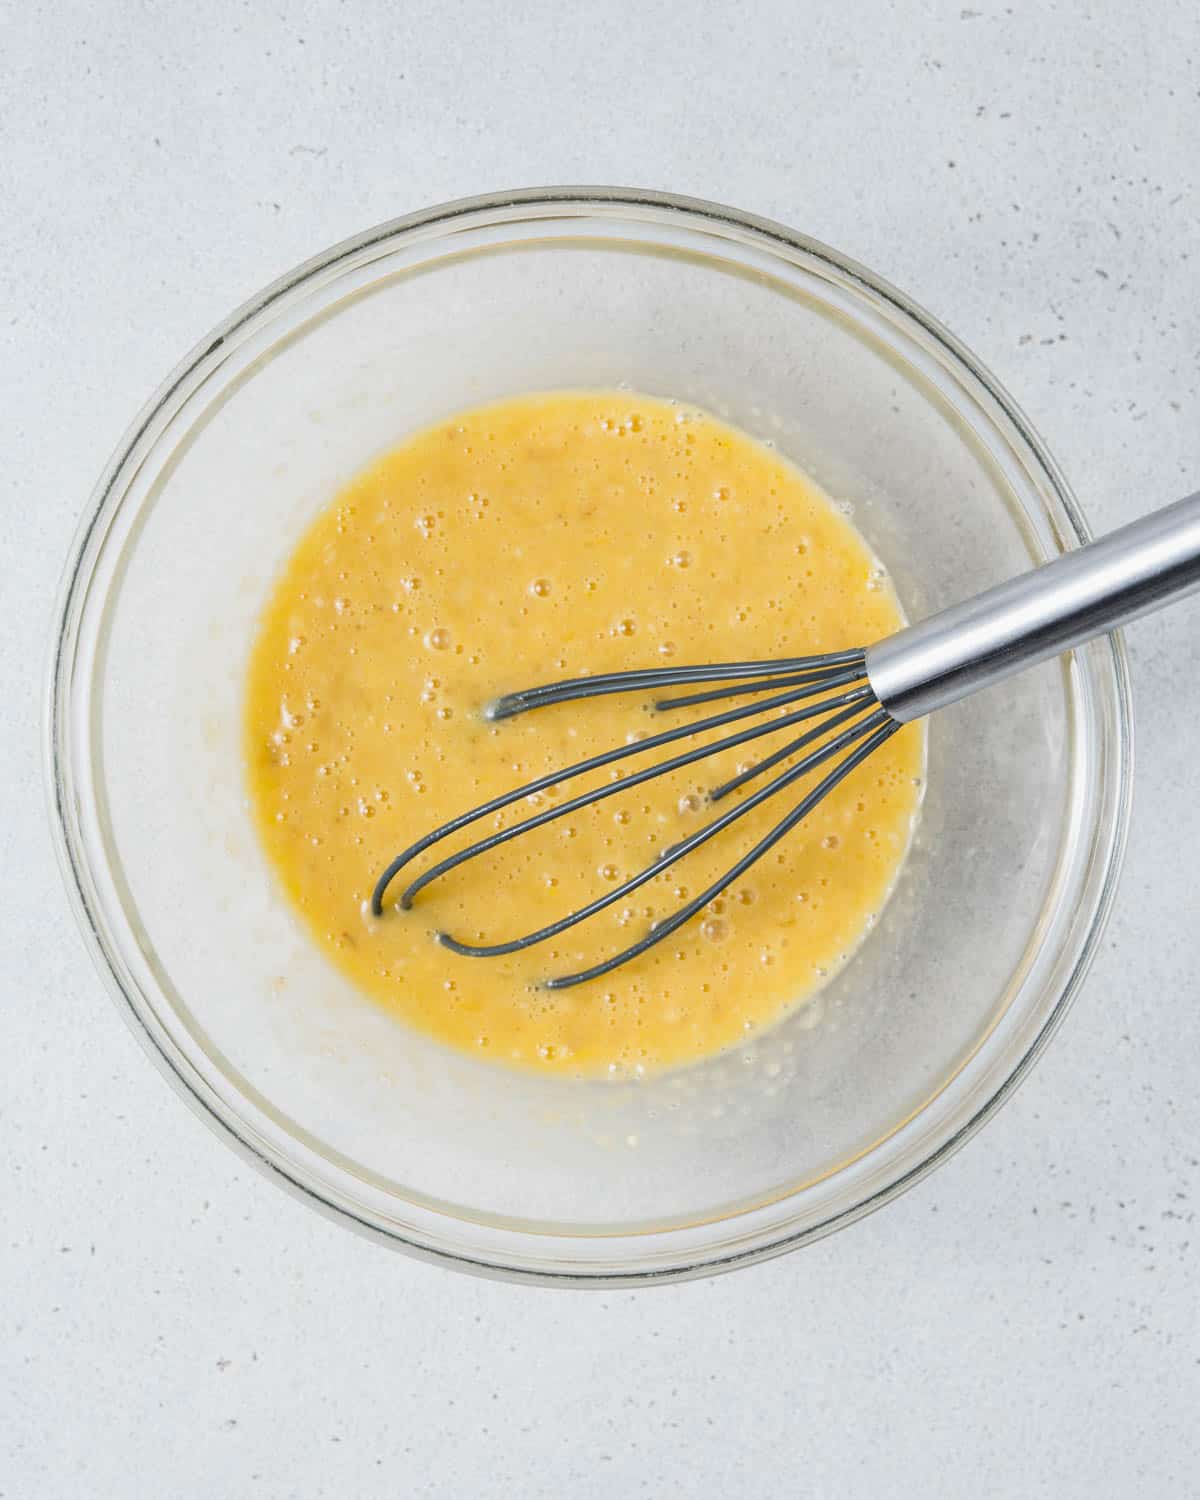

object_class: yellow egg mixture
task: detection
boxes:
[246,392,923,1075]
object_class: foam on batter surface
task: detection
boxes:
[246,392,923,1075]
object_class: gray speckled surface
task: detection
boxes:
[3,2,1199,1495]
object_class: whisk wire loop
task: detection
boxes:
[436,706,891,966]
[540,717,900,989]
[486,651,866,721]
[398,694,875,911]
[373,652,896,985]
[371,661,872,918]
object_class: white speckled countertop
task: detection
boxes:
[4,2,1199,1494]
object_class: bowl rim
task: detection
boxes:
[45,185,1134,1285]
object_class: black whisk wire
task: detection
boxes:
[653,663,867,712]
[396,691,875,911]
[486,650,866,720]
[372,651,896,986]
[541,717,899,989]
[371,662,870,915]
[437,707,892,970]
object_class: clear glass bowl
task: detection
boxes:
[47,188,1132,1284]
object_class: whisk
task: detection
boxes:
[373,491,1200,987]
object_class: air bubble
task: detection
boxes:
[425,627,451,651]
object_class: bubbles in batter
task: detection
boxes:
[245,392,924,1076]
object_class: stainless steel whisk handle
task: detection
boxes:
[866,490,1200,723]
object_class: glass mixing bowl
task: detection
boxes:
[47,188,1131,1284]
